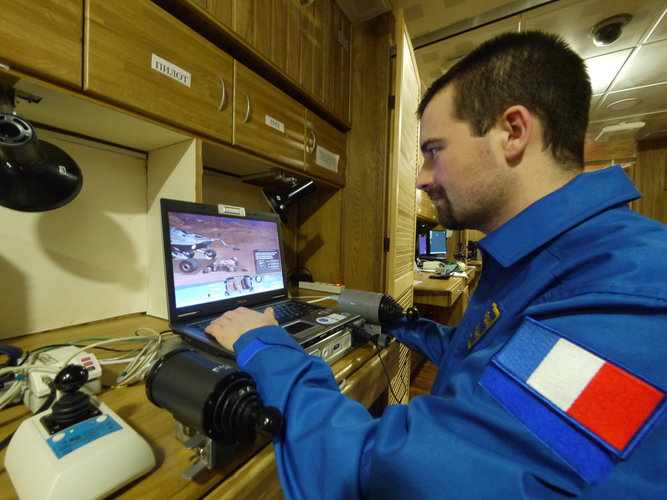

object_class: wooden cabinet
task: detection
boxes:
[416,189,438,222]
[328,5,351,121]
[0,0,82,88]
[305,110,347,186]
[233,63,348,186]
[294,0,351,122]
[85,0,233,143]
[204,0,233,29]
[204,0,350,123]
[233,62,306,172]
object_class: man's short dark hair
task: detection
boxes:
[418,31,591,169]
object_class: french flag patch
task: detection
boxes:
[480,317,665,484]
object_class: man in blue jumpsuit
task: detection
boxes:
[207,32,667,498]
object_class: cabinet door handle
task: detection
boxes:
[218,76,227,111]
[243,92,252,123]
[306,130,316,153]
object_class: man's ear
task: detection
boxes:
[500,105,532,164]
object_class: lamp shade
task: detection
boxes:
[0,113,82,212]
[263,179,316,223]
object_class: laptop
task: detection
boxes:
[160,198,356,358]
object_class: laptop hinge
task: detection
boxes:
[177,311,200,319]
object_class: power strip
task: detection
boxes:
[298,281,345,294]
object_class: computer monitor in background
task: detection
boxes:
[418,234,428,256]
[428,229,447,256]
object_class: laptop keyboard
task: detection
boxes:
[191,300,323,333]
[261,300,323,324]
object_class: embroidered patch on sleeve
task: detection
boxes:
[480,317,665,484]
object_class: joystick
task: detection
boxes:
[145,348,283,478]
[406,306,420,322]
[4,363,155,498]
[42,365,100,433]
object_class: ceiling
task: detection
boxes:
[339,0,667,163]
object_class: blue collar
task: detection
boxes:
[479,165,640,267]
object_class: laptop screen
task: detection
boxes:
[160,199,289,321]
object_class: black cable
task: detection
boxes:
[374,342,408,404]
[286,266,313,285]
[34,379,57,414]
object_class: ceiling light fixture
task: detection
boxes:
[594,120,645,142]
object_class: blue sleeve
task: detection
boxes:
[234,325,585,500]
[384,316,456,365]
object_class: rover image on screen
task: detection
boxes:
[167,212,284,308]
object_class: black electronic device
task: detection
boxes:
[145,348,282,479]
[0,87,82,212]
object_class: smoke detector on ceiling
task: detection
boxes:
[334,0,392,23]
[595,121,645,142]
[589,14,632,47]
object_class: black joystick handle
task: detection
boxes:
[255,406,283,437]
[405,307,420,322]
[44,364,98,432]
[54,364,89,392]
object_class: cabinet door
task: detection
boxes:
[204,0,233,29]
[0,0,82,87]
[305,110,346,186]
[233,62,305,172]
[329,4,351,122]
[85,0,233,143]
[298,0,327,99]
[300,0,350,122]
[233,0,273,61]
[385,11,420,300]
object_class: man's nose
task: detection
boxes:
[416,163,432,191]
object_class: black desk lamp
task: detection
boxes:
[263,179,316,224]
[0,87,82,212]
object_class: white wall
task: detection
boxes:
[0,130,148,338]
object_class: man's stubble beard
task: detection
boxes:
[426,186,466,230]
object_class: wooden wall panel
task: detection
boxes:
[296,188,343,284]
[340,14,393,292]
[635,138,667,225]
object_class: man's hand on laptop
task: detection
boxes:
[205,307,278,352]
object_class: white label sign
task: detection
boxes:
[265,115,285,133]
[151,54,191,87]
[315,146,340,172]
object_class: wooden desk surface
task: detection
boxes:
[0,314,396,499]
[413,267,475,308]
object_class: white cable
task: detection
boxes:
[306,296,333,304]
[0,330,174,408]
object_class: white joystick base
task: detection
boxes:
[4,398,155,500]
